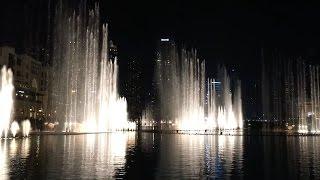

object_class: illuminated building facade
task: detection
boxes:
[0,46,48,128]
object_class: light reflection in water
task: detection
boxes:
[2,134,320,179]
[157,134,243,179]
[9,139,17,156]
[297,137,320,178]
[0,138,31,179]
[59,132,136,179]
[0,140,8,180]
[21,138,30,159]
[217,136,243,177]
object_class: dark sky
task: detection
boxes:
[1,0,320,94]
[100,0,320,68]
[2,1,320,65]
[99,0,320,101]
[102,0,320,49]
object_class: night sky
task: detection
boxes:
[1,0,320,116]
[101,0,320,74]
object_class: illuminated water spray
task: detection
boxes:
[206,67,243,130]
[155,47,243,131]
[297,63,320,133]
[0,66,14,138]
[10,121,19,137]
[22,120,31,137]
[51,3,135,132]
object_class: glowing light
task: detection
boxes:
[0,66,14,138]
[155,48,243,131]
[297,65,320,134]
[10,121,20,137]
[141,107,153,129]
[22,120,31,137]
[21,138,30,159]
[52,5,136,133]
[9,139,17,155]
[0,141,8,179]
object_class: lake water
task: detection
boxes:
[0,132,319,179]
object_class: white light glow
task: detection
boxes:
[0,66,14,138]
[22,120,31,137]
[0,141,8,180]
[155,48,243,131]
[10,121,20,138]
[52,6,136,133]
[161,38,169,42]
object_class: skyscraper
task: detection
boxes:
[126,58,143,120]
[154,38,177,121]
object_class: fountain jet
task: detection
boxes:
[0,66,14,138]
[155,45,243,131]
[50,3,135,132]
[22,120,31,137]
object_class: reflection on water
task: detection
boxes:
[0,138,31,179]
[157,135,243,179]
[296,137,320,178]
[1,134,320,179]
[0,140,8,179]
[57,132,136,179]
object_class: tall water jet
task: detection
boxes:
[176,50,206,131]
[22,120,31,137]
[261,55,320,133]
[10,121,19,138]
[50,2,135,132]
[210,66,243,130]
[297,63,320,133]
[309,65,320,132]
[141,106,154,130]
[0,66,14,138]
[206,68,243,131]
[155,47,207,130]
[296,61,308,133]
[155,42,243,131]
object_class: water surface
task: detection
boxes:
[0,132,319,179]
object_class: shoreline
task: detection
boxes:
[24,129,320,137]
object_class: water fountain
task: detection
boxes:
[175,50,206,131]
[22,120,31,137]
[141,106,154,130]
[50,3,135,132]
[155,47,243,132]
[0,66,14,138]
[261,56,320,134]
[297,63,320,133]
[10,121,19,138]
[206,67,243,131]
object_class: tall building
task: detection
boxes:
[108,40,143,120]
[242,79,260,120]
[154,38,177,121]
[0,46,48,129]
[126,58,143,120]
